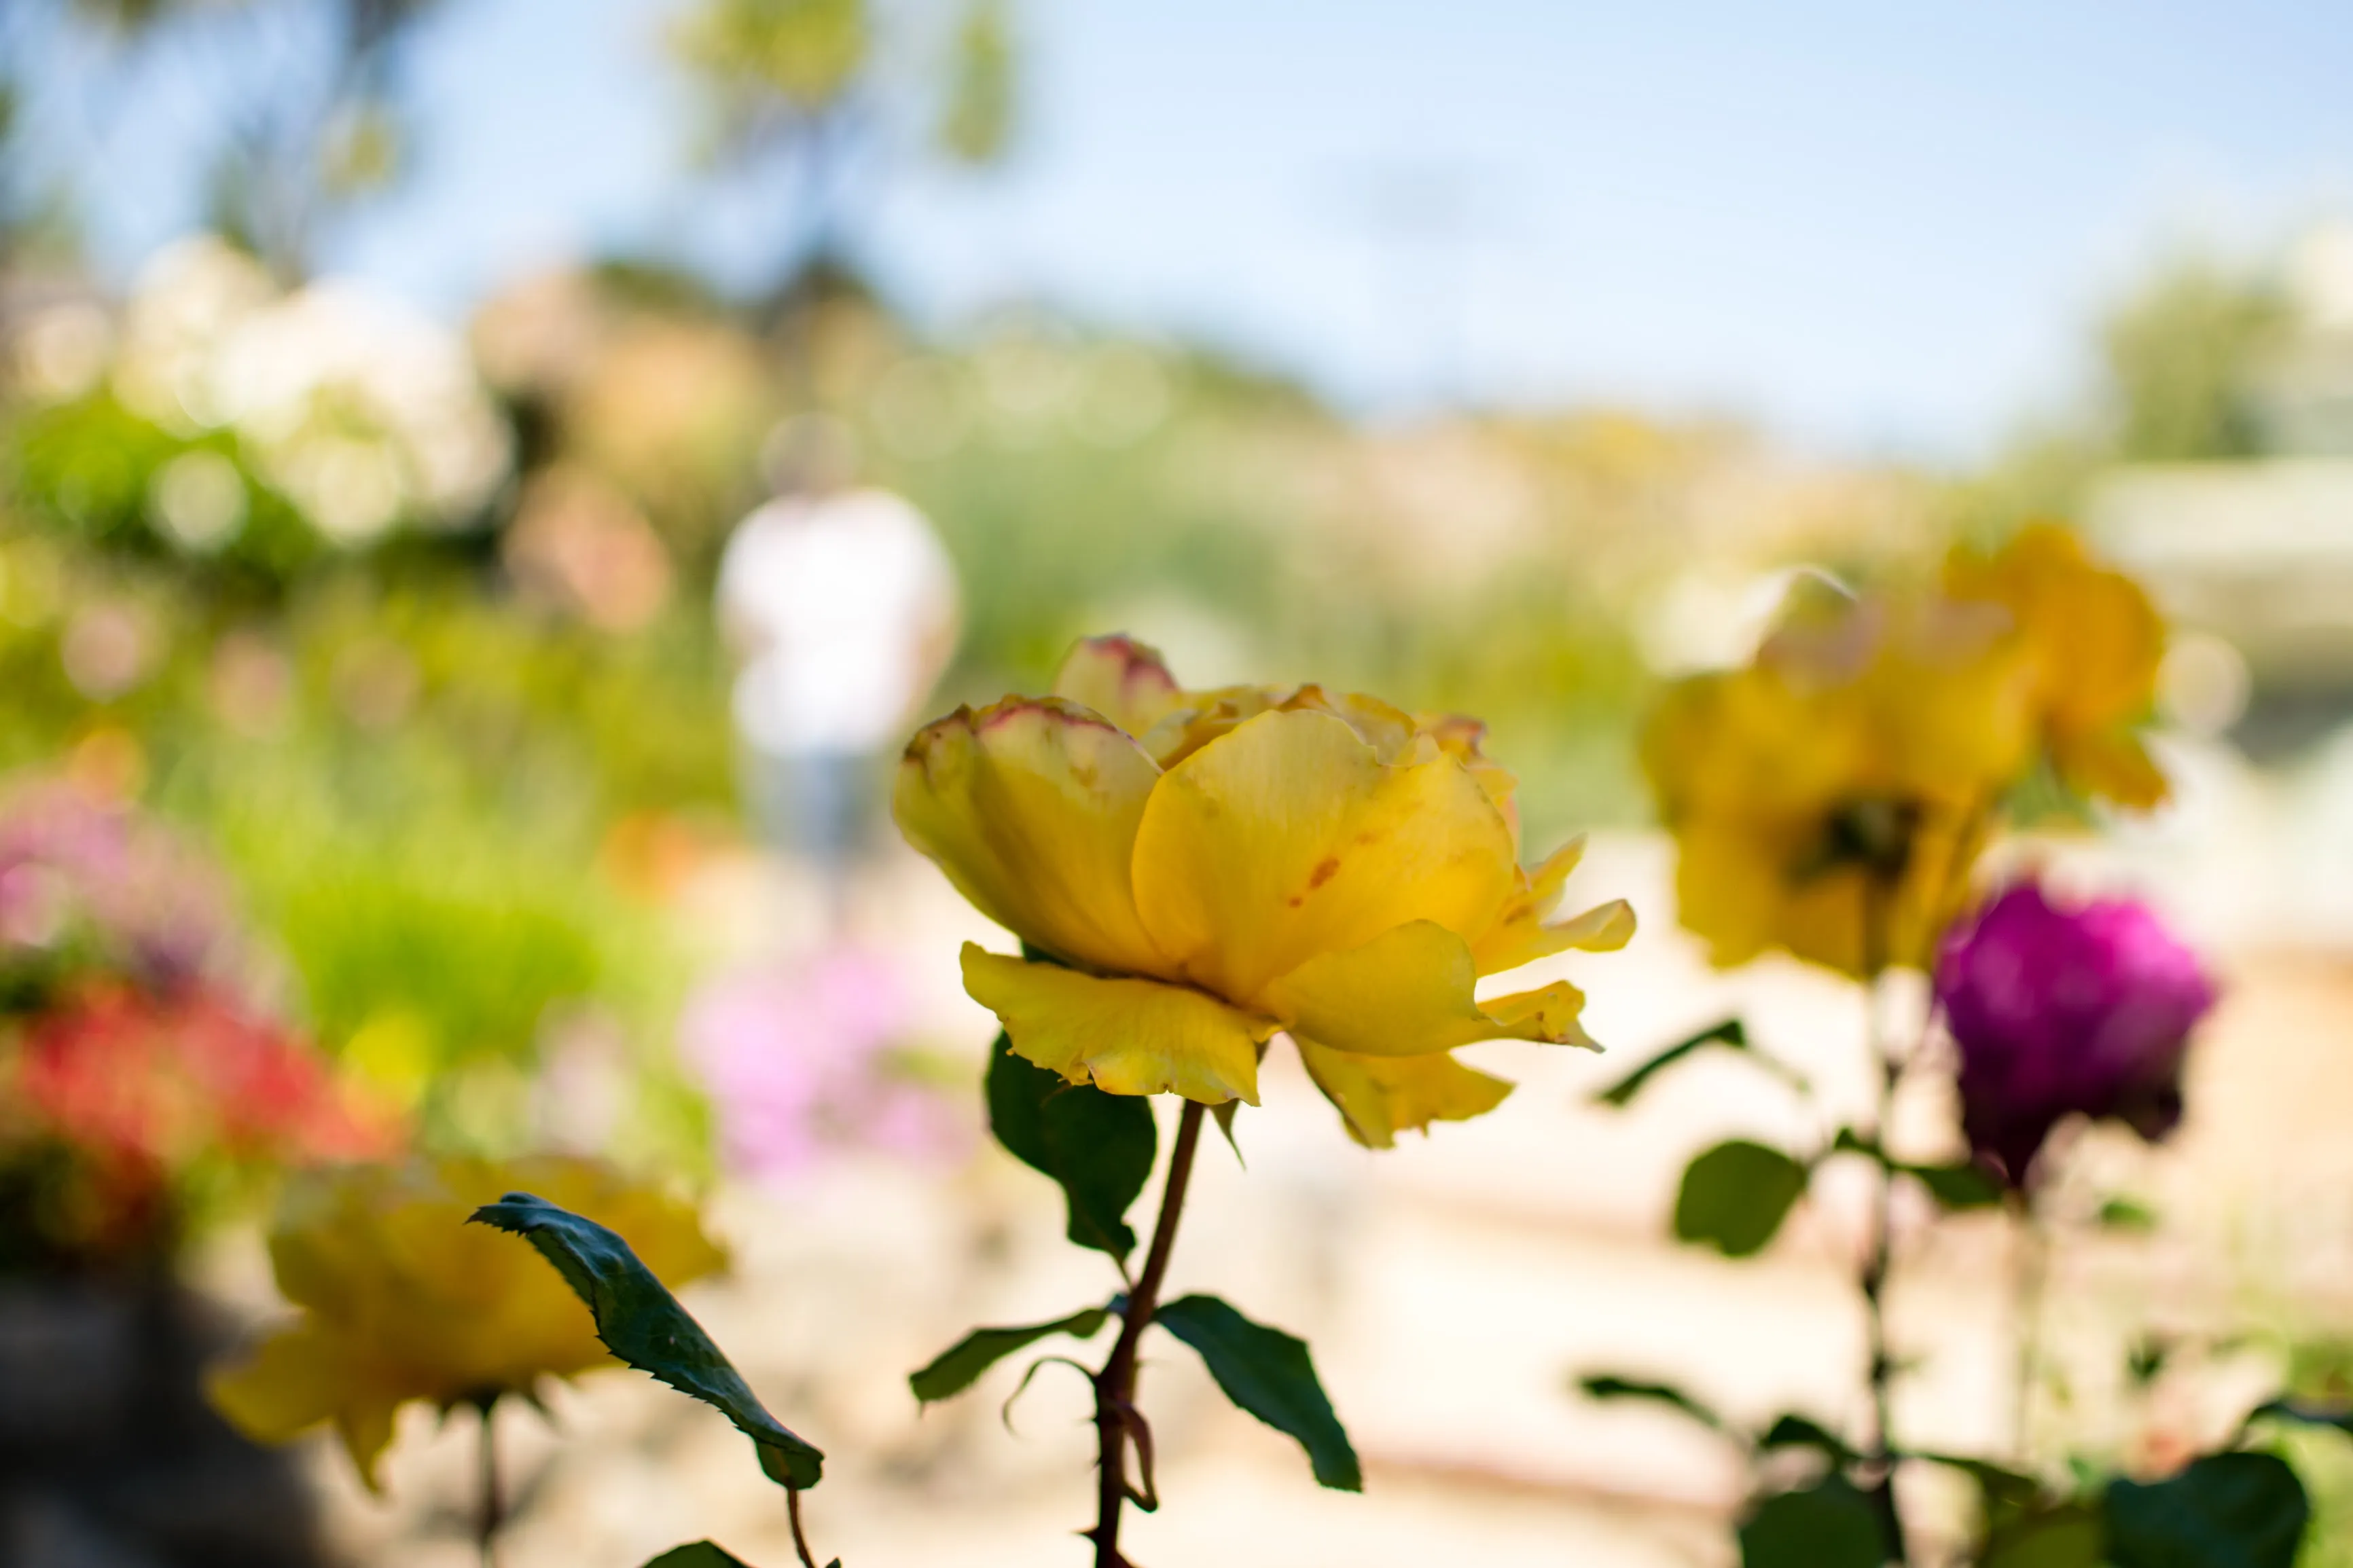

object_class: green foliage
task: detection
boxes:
[471,1192,826,1490]
[1575,1373,1729,1436]
[2100,255,2285,462]
[673,0,872,120]
[937,0,1015,164]
[1674,1140,1810,1258]
[1830,1127,2005,1211]
[1738,1475,1886,1568]
[909,1305,1111,1404]
[1154,1294,1361,1492]
[2249,1398,2353,1439]
[1757,1413,1853,1463]
[1905,1160,2005,1210]
[1981,1500,2104,1567]
[2098,1197,2161,1233]
[642,1546,757,1568]
[2104,1452,2309,1568]
[1594,1018,1808,1106]
[986,1037,1156,1260]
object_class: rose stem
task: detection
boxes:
[787,1486,821,1568]
[476,1395,503,1568]
[2012,1201,2051,1462]
[1859,880,1911,1565]
[1092,1098,1208,1568]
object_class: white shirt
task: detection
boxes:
[717,488,958,754]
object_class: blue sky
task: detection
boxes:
[54,0,2353,458]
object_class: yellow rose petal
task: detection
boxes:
[962,945,1271,1105]
[1261,921,1603,1057]
[1131,708,1518,1003]
[1473,835,1637,974]
[895,697,1174,977]
[1295,1040,1514,1149]
[1051,634,1187,737]
[206,1324,349,1447]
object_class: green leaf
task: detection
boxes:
[471,1193,825,1490]
[2098,1197,2159,1232]
[641,1546,755,1568]
[2247,1397,2353,1437]
[1757,1412,1852,1462]
[1154,1294,1361,1491]
[1674,1141,1810,1258]
[1597,1018,1806,1106]
[1984,1503,2105,1568]
[1831,1129,2005,1211]
[1926,1453,2102,1565]
[908,1307,1111,1404]
[986,1035,1156,1260]
[1907,1160,2006,1210]
[2104,1452,2310,1568]
[1210,1099,1244,1165]
[1575,1374,1730,1435]
[1738,1475,1887,1568]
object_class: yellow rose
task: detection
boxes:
[206,1156,723,1488]
[1942,522,2169,809]
[1643,585,2036,978]
[894,636,1634,1148]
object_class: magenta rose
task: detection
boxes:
[1934,881,2216,1189]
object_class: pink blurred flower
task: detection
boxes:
[0,781,232,993]
[679,947,965,1176]
[1935,881,2216,1189]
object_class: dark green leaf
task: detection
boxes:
[471,1193,825,1490]
[987,1035,1156,1260]
[908,1307,1111,1404]
[1738,1475,1886,1568]
[2247,1397,2353,1437]
[1757,1412,1852,1462]
[1831,1125,1882,1160]
[1598,1018,1806,1106]
[1829,1129,2004,1210]
[1210,1099,1244,1165]
[1981,1499,2106,1568]
[1576,1374,1729,1435]
[2127,1335,2174,1389]
[2098,1197,2159,1231]
[2104,1452,2309,1568]
[1674,1141,1810,1258]
[1154,1294,1361,1491]
[1925,1452,2099,1564]
[1907,1161,2006,1210]
[641,1546,755,1568]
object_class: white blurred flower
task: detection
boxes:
[105,234,512,549]
[147,450,248,552]
[211,282,511,543]
[111,236,277,433]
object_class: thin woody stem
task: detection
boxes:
[2011,1200,2050,1463]
[1091,1099,1208,1568]
[476,1396,503,1568]
[1858,877,1911,1567]
[786,1486,821,1568]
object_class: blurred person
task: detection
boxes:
[717,415,959,913]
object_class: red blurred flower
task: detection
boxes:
[14,985,397,1182]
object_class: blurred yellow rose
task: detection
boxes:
[895,636,1634,1148]
[1643,583,2036,978]
[1943,522,2169,809]
[206,1156,723,1488]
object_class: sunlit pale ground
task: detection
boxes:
[196,733,2353,1568]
